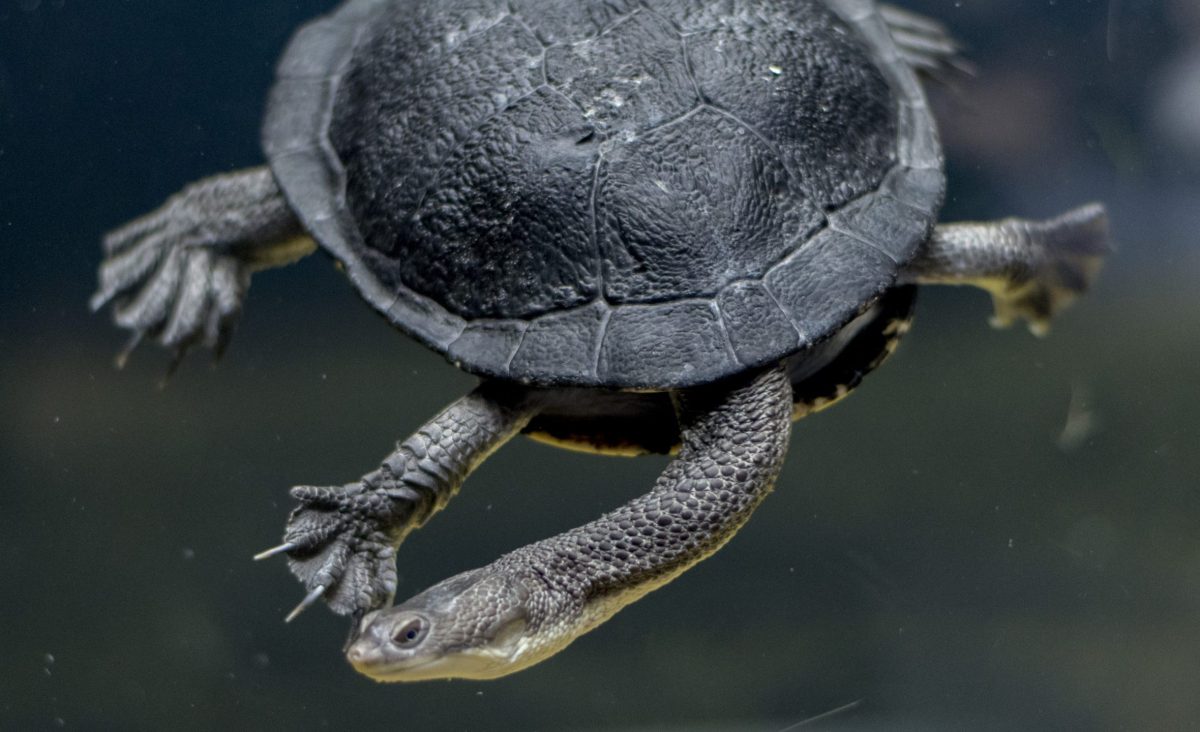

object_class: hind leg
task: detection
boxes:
[900,204,1113,335]
[92,166,314,368]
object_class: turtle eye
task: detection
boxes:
[392,617,427,647]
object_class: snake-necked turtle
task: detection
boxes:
[94,0,1111,682]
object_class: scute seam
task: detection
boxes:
[592,305,614,380]
[710,300,744,367]
[266,0,944,389]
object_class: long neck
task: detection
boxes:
[500,365,794,639]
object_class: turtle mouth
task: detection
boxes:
[346,613,533,682]
[347,647,435,680]
[347,644,511,682]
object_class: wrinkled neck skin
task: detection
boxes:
[346,365,794,682]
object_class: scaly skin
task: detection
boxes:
[96,165,1110,681]
[901,204,1112,334]
[345,364,793,681]
[92,166,310,368]
[269,382,538,617]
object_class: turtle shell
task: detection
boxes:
[263,0,943,389]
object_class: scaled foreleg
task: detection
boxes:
[258,382,540,619]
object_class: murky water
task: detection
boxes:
[2,1,1197,729]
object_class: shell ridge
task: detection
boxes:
[266,0,943,389]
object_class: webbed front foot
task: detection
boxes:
[92,214,251,367]
[258,386,538,621]
[258,478,428,620]
[92,166,310,369]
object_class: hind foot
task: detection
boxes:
[981,205,1112,335]
[902,203,1113,335]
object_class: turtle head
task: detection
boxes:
[345,568,535,682]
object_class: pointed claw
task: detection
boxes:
[342,609,367,653]
[254,542,297,561]
[286,584,327,623]
[157,348,188,389]
[90,287,115,313]
[114,331,144,370]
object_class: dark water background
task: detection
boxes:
[2,1,1198,729]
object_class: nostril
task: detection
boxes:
[346,644,370,664]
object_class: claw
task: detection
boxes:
[158,347,188,388]
[254,542,298,561]
[94,168,293,372]
[114,331,144,370]
[268,478,414,617]
[342,609,367,653]
[286,584,328,623]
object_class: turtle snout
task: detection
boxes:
[346,633,385,669]
[345,613,390,669]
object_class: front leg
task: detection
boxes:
[899,204,1113,335]
[880,4,974,84]
[256,382,539,620]
[92,166,314,368]
[344,365,794,681]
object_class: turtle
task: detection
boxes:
[93,0,1111,682]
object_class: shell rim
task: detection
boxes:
[262,0,945,389]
